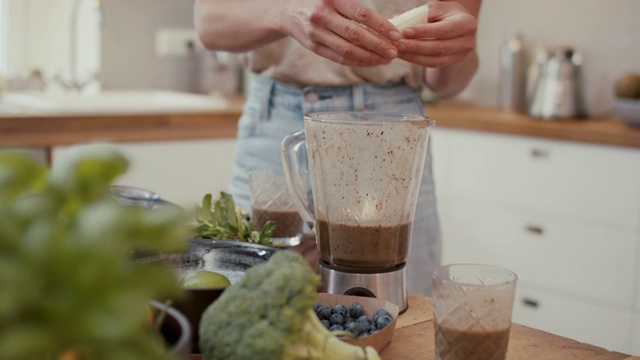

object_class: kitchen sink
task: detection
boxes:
[1,90,229,115]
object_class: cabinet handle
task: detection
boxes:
[525,224,545,235]
[522,298,540,308]
[530,148,550,158]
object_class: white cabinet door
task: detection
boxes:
[513,284,633,355]
[53,139,237,208]
[632,314,640,356]
[434,127,640,356]
[430,128,453,201]
[439,199,637,306]
[445,129,640,229]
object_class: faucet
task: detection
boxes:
[55,0,103,92]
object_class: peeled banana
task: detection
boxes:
[389,4,430,31]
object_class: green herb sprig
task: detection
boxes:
[192,192,275,245]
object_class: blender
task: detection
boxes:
[281,112,434,312]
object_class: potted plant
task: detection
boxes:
[0,144,191,360]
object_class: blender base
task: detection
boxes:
[319,260,408,313]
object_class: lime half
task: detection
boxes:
[180,270,231,290]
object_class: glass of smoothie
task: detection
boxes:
[432,264,518,360]
[248,170,303,247]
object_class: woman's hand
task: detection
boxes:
[279,0,402,67]
[394,1,478,68]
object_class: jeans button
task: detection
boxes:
[305,92,319,102]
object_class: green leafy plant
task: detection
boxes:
[192,192,275,245]
[0,144,190,360]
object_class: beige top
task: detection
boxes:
[240,1,426,88]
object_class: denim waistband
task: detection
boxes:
[247,74,422,121]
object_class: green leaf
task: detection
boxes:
[191,192,272,245]
[198,193,213,223]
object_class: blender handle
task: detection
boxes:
[281,131,316,231]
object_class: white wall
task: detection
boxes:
[461,0,640,117]
[8,0,640,116]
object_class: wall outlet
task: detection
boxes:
[155,28,202,58]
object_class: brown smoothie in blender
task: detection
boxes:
[316,219,410,270]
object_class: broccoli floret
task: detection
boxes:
[199,251,381,360]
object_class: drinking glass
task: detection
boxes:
[248,170,303,247]
[432,264,518,360]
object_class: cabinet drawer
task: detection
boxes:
[430,129,453,198]
[633,315,640,356]
[637,265,640,309]
[513,284,633,355]
[445,129,640,228]
[440,199,637,306]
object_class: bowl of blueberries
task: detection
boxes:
[315,293,399,352]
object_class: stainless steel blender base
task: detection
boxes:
[319,261,408,313]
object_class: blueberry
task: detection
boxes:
[316,305,333,320]
[372,308,392,323]
[321,319,330,329]
[375,314,393,329]
[344,315,354,325]
[329,324,344,332]
[329,313,345,326]
[345,321,368,337]
[333,304,348,317]
[356,315,374,328]
[348,302,364,318]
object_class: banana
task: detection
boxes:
[389,4,430,31]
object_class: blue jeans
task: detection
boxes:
[228,75,441,296]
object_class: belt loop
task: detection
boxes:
[260,77,276,122]
[352,83,365,111]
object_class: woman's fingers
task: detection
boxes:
[306,25,393,66]
[397,50,470,68]
[395,36,475,68]
[313,0,400,62]
[392,0,478,68]
[395,35,475,57]
[401,15,477,40]
[331,0,402,41]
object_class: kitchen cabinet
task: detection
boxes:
[635,292,640,356]
[633,315,640,356]
[430,127,640,355]
[53,139,237,208]
[514,284,633,353]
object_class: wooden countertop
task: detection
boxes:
[188,293,635,360]
[427,99,640,149]
[0,96,246,148]
[188,237,638,359]
[381,293,636,360]
[2,96,639,150]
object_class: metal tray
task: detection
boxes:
[137,239,280,353]
[137,238,279,284]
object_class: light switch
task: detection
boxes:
[155,28,202,58]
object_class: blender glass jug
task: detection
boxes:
[281,112,434,271]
